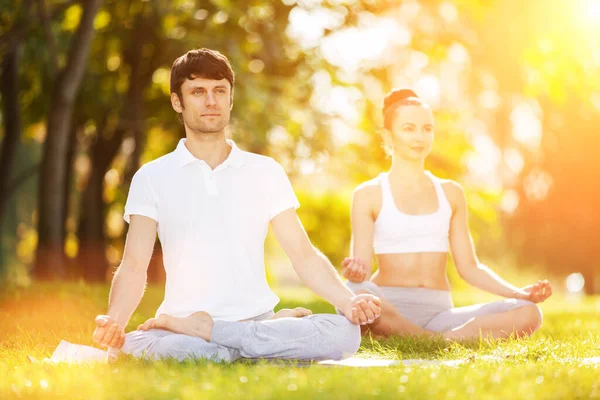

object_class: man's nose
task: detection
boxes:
[205,92,217,106]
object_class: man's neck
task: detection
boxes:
[184,131,232,170]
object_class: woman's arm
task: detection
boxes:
[447,181,551,302]
[343,183,378,282]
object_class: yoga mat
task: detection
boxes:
[45,341,600,367]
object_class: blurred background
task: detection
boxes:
[0,0,599,297]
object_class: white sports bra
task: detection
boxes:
[373,171,452,254]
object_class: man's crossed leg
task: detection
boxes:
[121,310,361,362]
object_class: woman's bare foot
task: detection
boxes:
[137,311,214,341]
[270,307,312,319]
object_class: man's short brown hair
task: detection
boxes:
[170,48,235,106]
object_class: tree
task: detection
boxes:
[75,2,161,281]
[34,0,102,280]
[0,43,22,238]
[463,0,600,291]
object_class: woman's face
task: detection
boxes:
[387,105,434,161]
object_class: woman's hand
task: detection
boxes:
[342,257,368,283]
[513,280,552,303]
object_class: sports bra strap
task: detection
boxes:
[425,171,451,211]
[378,172,394,207]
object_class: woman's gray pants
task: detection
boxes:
[343,280,541,333]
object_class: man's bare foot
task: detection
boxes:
[137,307,312,340]
[137,311,214,341]
[270,307,312,319]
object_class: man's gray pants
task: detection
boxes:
[121,311,361,362]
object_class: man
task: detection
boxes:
[92,49,381,362]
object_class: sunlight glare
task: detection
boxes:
[500,190,520,214]
[511,102,542,150]
[585,0,600,22]
[321,19,410,72]
[566,273,585,293]
[414,75,441,108]
[287,6,345,49]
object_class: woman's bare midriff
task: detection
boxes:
[371,252,451,291]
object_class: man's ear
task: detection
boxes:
[171,92,183,113]
[230,89,234,111]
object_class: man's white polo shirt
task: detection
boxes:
[123,138,299,321]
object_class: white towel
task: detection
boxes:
[49,340,114,364]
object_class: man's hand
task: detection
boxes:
[513,280,552,303]
[341,293,382,325]
[342,257,368,283]
[93,315,126,349]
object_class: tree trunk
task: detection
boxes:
[62,122,78,277]
[76,8,160,281]
[583,270,599,295]
[34,0,102,280]
[147,242,165,283]
[78,161,110,281]
[77,122,128,281]
[122,119,145,187]
[0,41,23,275]
[0,42,22,232]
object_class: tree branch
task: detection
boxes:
[0,0,78,52]
[5,163,40,200]
[56,0,102,103]
[35,0,59,77]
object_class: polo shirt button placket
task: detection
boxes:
[203,167,218,196]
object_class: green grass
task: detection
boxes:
[1,283,599,399]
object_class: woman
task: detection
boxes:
[342,89,552,340]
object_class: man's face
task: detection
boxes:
[171,76,233,134]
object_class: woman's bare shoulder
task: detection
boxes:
[354,176,382,195]
[439,179,465,210]
[353,177,383,211]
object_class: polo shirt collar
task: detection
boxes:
[175,138,244,168]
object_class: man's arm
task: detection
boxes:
[93,215,157,348]
[270,208,381,325]
[448,182,551,302]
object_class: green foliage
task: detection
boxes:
[1,0,597,287]
[296,189,352,269]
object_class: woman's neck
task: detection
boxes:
[388,156,427,186]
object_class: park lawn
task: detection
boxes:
[1,283,599,399]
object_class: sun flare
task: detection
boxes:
[584,0,600,22]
